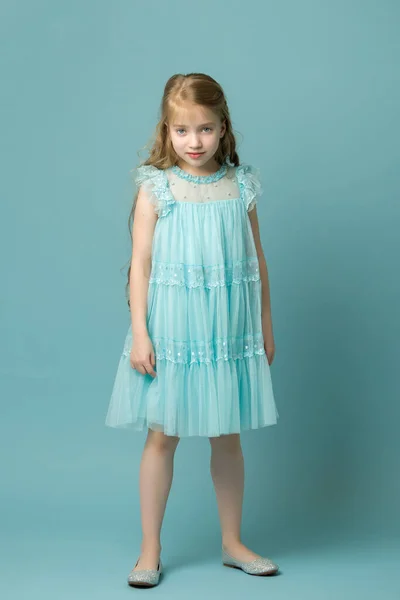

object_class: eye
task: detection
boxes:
[203,127,213,132]
[176,129,186,135]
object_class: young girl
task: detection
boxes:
[106,72,280,588]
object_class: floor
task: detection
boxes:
[2,528,399,599]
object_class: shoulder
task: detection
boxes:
[131,164,165,188]
[235,163,261,183]
[234,164,263,211]
[130,164,174,218]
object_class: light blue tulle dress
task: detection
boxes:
[105,161,279,437]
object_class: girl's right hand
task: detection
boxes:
[130,332,157,378]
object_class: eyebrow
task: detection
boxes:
[172,122,215,127]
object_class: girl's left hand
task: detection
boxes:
[262,313,275,366]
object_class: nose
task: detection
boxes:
[189,133,202,149]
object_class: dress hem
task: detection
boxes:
[105,416,279,438]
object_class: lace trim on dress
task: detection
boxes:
[122,332,266,364]
[150,257,260,287]
[170,163,228,184]
[133,165,175,218]
[236,164,263,211]
[133,163,262,214]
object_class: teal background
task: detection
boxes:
[1,0,399,598]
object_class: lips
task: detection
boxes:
[188,152,204,158]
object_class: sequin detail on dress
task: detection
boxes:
[150,257,260,287]
[122,332,266,364]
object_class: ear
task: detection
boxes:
[220,120,227,137]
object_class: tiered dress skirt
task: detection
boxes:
[105,196,279,437]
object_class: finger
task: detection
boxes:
[144,363,157,378]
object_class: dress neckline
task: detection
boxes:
[170,163,228,184]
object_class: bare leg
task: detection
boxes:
[134,429,180,570]
[209,433,262,562]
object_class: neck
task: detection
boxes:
[176,158,222,177]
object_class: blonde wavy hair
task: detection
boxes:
[125,72,241,307]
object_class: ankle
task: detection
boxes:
[141,541,162,554]
[222,539,242,552]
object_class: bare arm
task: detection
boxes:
[248,207,272,318]
[129,185,158,336]
[248,206,276,363]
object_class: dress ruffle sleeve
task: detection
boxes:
[132,165,175,218]
[235,164,263,212]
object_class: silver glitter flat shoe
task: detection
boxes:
[222,546,279,576]
[127,557,163,588]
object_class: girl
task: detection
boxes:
[106,72,280,588]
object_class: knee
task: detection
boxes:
[147,429,180,454]
[209,433,242,455]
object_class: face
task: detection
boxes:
[167,104,226,173]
